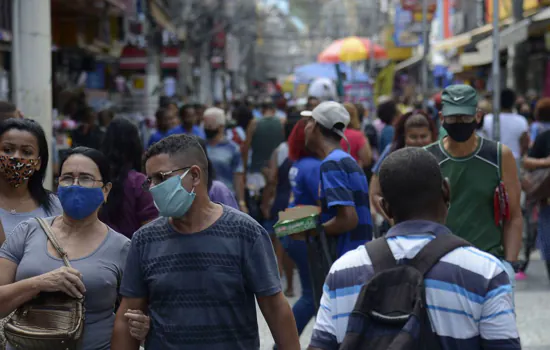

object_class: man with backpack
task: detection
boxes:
[308,148,519,350]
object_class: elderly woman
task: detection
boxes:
[0,147,147,350]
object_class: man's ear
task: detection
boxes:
[378,197,393,222]
[442,177,451,207]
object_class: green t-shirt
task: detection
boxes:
[424,137,504,257]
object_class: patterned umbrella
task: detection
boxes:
[318,36,388,63]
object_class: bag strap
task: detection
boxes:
[36,217,72,269]
[408,234,471,275]
[365,237,396,273]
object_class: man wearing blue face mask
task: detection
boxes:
[111,134,300,350]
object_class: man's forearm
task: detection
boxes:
[503,214,523,261]
[258,293,300,350]
[111,316,141,350]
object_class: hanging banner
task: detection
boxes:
[401,0,438,12]
[394,4,423,47]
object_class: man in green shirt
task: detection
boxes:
[425,84,523,282]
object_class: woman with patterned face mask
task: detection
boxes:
[0,119,63,245]
[0,118,64,350]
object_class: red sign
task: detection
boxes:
[401,0,438,12]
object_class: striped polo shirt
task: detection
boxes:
[310,220,520,350]
[319,149,372,257]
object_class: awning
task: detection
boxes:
[432,18,513,52]
[475,18,529,52]
[119,46,180,70]
[394,55,423,71]
[459,18,530,67]
[533,7,550,22]
[149,0,177,34]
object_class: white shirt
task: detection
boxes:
[482,112,528,159]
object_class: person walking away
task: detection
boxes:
[261,114,301,297]
[197,137,240,209]
[483,88,530,163]
[203,107,247,213]
[376,99,399,154]
[178,104,205,138]
[0,101,22,122]
[226,105,253,150]
[71,107,104,150]
[100,118,158,239]
[369,111,437,228]
[425,84,523,285]
[341,103,372,168]
[243,98,285,220]
[521,97,550,279]
[308,147,520,350]
[147,108,180,147]
[111,134,300,350]
[0,147,143,350]
[286,118,322,337]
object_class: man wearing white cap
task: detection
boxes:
[303,101,373,258]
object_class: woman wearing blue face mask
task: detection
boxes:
[0,147,147,350]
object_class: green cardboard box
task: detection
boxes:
[273,206,320,237]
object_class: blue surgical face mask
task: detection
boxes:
[150,169,196,218]
[58,185,105,220]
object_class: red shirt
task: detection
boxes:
[341,129,367,162]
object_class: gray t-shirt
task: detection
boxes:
[120,205,282,350]
[0,217,130,350]
[0,195,63,235]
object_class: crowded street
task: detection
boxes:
[1,0,550,350]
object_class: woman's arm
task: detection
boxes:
[522,156,550,170]
[0,259,42,318]
[0,219,5,246]
[261,148,279,219]
[358,139,373,168]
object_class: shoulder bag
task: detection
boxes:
[4,217,85,350]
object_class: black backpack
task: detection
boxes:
[339,234,471,350]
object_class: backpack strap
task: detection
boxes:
[408,234,472,275]
[365,237,396,273]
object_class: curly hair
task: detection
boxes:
[100,117,143,221]
[391,110,437,151]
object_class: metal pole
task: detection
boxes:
[421,0,430,109]
[492,0,500,142]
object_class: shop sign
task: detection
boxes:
[401,0,438,13]
[394,4,423,47]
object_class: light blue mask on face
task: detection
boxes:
[150,169,196,218]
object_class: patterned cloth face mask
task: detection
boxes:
[0,156,39,188]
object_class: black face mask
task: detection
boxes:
[443,121,477,142]
[204,128,219,139]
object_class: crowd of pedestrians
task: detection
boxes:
[0,82,547,349]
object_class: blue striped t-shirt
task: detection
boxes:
[309,220,520,350]
[319,149,372,257]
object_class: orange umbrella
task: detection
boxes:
[318,36,388,63]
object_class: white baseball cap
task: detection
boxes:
[300,101,350,138]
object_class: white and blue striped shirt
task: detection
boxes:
[310,220,520,350]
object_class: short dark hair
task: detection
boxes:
[501,88,516,110]
[196,137,215,191]
[377,100,398,125]
[144,134,208,178]
[0,101,16,121]
[318,123,342,142]
[379,148,443,221]
[60,146,111,184]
